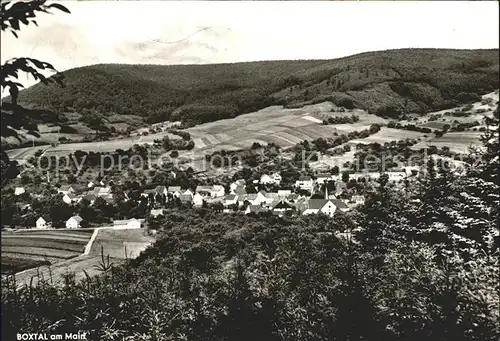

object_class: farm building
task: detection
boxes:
[36,216,49,229]
[113,218,143,229]
[150,208,165,218]
[193,193,204,207]
[295,176,314,191]
[66,215,83,229]
[301,199,337,217]
[14,187,26,196]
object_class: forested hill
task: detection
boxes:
[10,48,500,126]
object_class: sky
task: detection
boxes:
[1,0,499,94]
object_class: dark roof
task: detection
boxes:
[306,199,329,210]
[233,186,247,195]
[179,194,192,202]
[247,205,266,213]
[298,176,312,181]
[331,199,349,209]
[272,200,293,210]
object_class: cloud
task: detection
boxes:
[1,0,499,95]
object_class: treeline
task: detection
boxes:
[7,49,499,128]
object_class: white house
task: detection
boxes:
[316,173,332,185]
[168,186,182,198]
[351,195,365,205]
[224,194,238,207]
[245,205,267,215]
[14,187,26,196]
[58,185,75,196]
[66,215,83,229]
[301,199,337,217]
[182,189,194,198]
[193,193,204,207]
[387,171,407,182]
[196,185,213,197]
[210,185,225,198]
[62,193,80,205]
[113,218,142,229]
[155,186,168,196]
[295,176,314,191]
[260,173,282,185]
[230,179,246,192]
[150,208,165,218]
[36,217,48,229]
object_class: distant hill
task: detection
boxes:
[6,48,500,128]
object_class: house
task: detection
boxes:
[286,193,301,203]
[271,200,294,215]
[141,189,157,198]
[155,186,168,196]
[295,176,314,191]
[277,190,292,197]
[230,179,246,192]
[249,191,267,206]
[87,181,94,188]
[66,215,83,229]
[196,185,213,197]
[263,192,279,206]
[232,186,247,196]
[224,194,238,207]
[193,193,204,207]
[62,193,80,205]
[352,195,365,205]
[179,194,193,204]
[316,173,332,185]
[82,193,97,205]
[245,205,267,215]
[168,186,182,198]
[301,199,337,217]
[150,208,165,218]
[183,189,194,197]
[58,185,75,195]
[210,185,225,198]
[335,181,347,196]
[387,170,407,182]
[14,187,25,196]
[93,186,112,197]
[260,173,282,185]
[330,199,350,213]
[36,216,48,229]
[113,218,142,229]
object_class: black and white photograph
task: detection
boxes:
[1,0,499,340]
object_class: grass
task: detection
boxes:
[0,229,94,274]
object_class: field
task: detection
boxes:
[89,228,155,259]
[1,229,94,274]
[349,127,429,145]
[411,131,485,154]
[6,227,156,288]
[184,103,385,153]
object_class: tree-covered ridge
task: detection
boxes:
[8,48,499,127]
